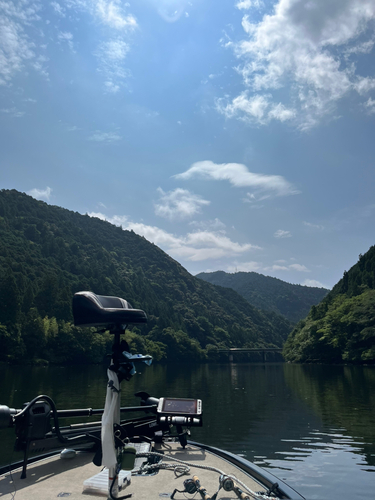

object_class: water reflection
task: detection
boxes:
[1,362,374,500]
[283,364,375,468]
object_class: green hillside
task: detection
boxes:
[283,246,375,364]
[196,271,328,323]
[0,189,292,364]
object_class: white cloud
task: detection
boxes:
[289,263,309,272]
[155,188,210,220]
[88,131,122,142]
[266,264,288,271]
[104,81,120,93]
[0,0,138,89]
[88,212,259,261]
[57,31,74,51]
[51,1,65,17]
[66,0,137,30]
[28,186,52,201]
[236,0,263,10]
[221,0,375,129]
[302,279,329,289]
[227,261,262,272]
[274,229,291,238]
[1,107,25,117]
[344,38,375,56]
[189,218,226,231]
[304,221,325,230]
[175,160,299,200]
[88,212,128,227]
[365,97,375,114]
[95,38,131,92]
[264,262,310,272]
[0,10,36,85]
[354,76,375,95]
[96,0,137,30]
[217,93,296,125]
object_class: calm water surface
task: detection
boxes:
[1,362,374,500]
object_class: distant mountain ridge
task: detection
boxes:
[196,271,329,323]
[0,189,293,363]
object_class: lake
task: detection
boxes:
[1,362,374,500]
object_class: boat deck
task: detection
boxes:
[0,442,267,500]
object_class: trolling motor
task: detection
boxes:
[73,291,151,499]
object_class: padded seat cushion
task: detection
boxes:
[72,291,147,328]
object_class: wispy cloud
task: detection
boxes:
[227,261,262,272]
[274,229,291,238]
[95,38,131,92]
[88,131,122,143]
[66,0,137,31]
[96,0,137,30]
[1,107,25,117]
[365,97,375,114]
[175,160,299,200]
[88,212,259,261]
[0,3,38,86]
[27,186,52,201]
[302,279,329,289]
[304,221,325,231]
[67,125,80,132]
[57,31,74,51]
[155,188,210,220]
[220,0,375,129]
[0,0,137,88]
[265,262,310,273]
[289,263,309,272]
[235,0,264,10]
[226,259,312,275]
[50,1,65,17]
[189,218,226,231]
[217,93,296,126]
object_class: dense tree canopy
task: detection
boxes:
[0,189,293,364]
[197,271,328,323]
[283,246,375,364]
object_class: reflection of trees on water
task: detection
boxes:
[1,363,374,471]
[283,364,375,466]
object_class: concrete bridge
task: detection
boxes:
[217,347,283,362]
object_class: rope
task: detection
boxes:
[135,452,279,500]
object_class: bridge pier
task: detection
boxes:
[218,347,283,363]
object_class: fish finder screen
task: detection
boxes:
[161,398,197,414]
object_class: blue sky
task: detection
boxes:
[1,0,375,290]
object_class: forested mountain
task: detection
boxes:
[0,189,292,364]
[283,246,375,364]
[196,271,328,323]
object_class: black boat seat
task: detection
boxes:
[72,291,147,328]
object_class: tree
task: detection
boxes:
[23,308,46,359]
[0,268,21,326]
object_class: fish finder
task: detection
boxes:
[157,398,202,418]
[156,398,203,447]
